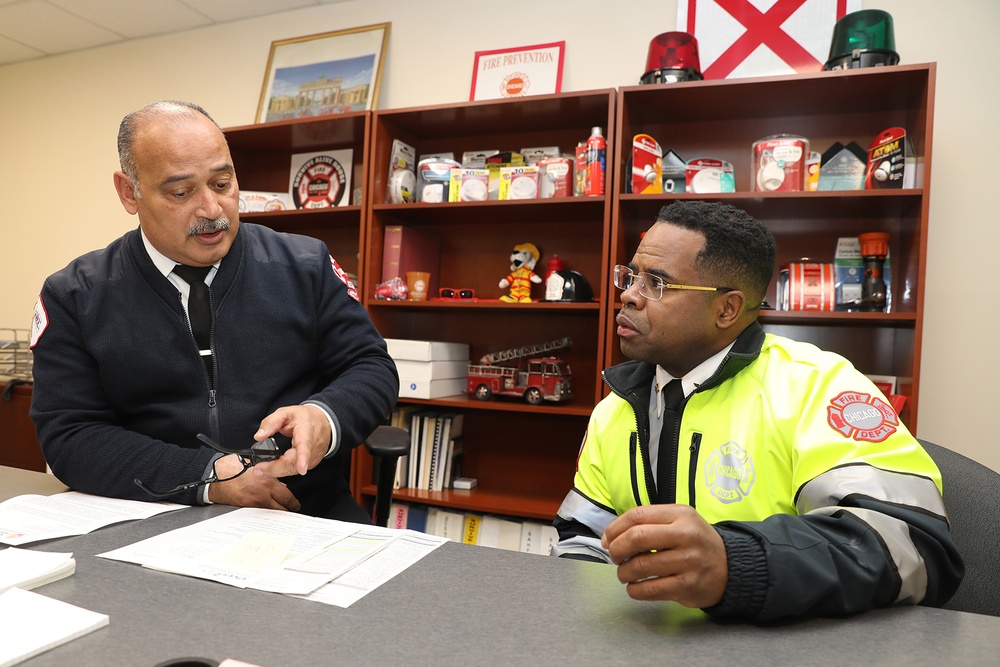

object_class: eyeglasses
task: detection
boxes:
[434,287,477,301]
[134,433,281,499]
[612,265,732,301]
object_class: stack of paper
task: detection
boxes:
[0,548,75,594]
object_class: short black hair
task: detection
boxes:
[656,201,776,307]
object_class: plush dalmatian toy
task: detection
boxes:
[499,242,542,303]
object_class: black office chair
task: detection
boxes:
[363,425,410,527]
[919,439,1000,617]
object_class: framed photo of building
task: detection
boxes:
[256,23,390,124]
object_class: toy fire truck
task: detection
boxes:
[467,338,573,405]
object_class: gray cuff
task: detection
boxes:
[303,401,339,458]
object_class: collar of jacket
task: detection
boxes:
[602,320,766,406]
[123,224,248,310]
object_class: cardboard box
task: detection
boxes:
[449,168,490,202]
[398,376,468,399]
[662,149,686,194]
[394,359,469,381]
[685,158,734,194]
[499,166,539,200]
[386,339,470,362]
[485,151,524,200]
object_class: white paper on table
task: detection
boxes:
[298,530,447,607]
[98,508,366,593]
[0,548,75,594]
[0,492,186,546]
[0,587,109,667]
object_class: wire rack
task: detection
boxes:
[0,328,33,381]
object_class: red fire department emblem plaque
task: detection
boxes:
[827,390,898,443]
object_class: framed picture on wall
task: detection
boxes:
[256,23,391,124]
[470,41,565,101]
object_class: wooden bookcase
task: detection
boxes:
[226,63,935,523]
[610,63,935,432]
[356,89,617,520]
[225,111,372,288]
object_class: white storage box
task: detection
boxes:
[386,339,470,362]
[398,377,468,399]
[393,359,469,381]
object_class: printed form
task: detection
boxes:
[98,507,447,607]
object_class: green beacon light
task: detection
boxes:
[824,9,899,71]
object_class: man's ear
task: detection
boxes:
[113,171,139,215]
[716,290,748,330]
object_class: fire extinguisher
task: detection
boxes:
[585,127,606,196]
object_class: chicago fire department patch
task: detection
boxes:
[705,441,755,504]
[329,257,359,302]
[827,390,898,443]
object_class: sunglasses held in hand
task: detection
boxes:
[134,433,282,498]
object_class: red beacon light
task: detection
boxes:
[640,31,703,84]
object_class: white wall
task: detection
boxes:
[1,0,997,470]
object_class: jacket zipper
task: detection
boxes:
[629,432,642,507]
[688,432,702,507]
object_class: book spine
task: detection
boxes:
[382,225,403,283]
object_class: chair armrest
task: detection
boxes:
[364,425,410,459]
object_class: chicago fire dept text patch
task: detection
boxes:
[827,390,898,443]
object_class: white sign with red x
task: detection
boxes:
[678,0,860,79]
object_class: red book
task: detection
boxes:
[381,225,441,295]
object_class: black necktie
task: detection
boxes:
[656,379,684,504]
[173,264,214,381]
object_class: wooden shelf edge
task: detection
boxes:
[360,485,562,521]
[394,395,595,417]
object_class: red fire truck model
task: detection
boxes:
[467,338,573,405]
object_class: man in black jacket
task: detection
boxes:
[30,100,398,521]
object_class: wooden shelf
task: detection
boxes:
[353,90,616,522]
[610,63,935,430]
[227,65,936,526]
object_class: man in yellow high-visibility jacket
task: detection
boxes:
[552,201,963,621]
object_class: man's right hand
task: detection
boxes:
[207,454,301,511]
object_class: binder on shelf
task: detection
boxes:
[477,515,523,551]
[381,225,441,296]
[463,513,482,545]
[407,504,429,533]
[389,502,409,530]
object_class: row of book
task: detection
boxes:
[388,502,559,555]
[391,406,464,492]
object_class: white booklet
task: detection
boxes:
[0,548,75,594]
[0,492,186,546]
[0,587,108,666]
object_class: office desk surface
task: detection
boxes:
[5,467,1000,667]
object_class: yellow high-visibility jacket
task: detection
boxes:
[553,322,964,621]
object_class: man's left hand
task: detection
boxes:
[251,406,331,478]
[601,504,728,609]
